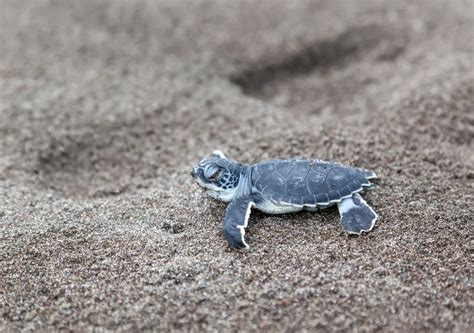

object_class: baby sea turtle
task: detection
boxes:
[191,151,378,249]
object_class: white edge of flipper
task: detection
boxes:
[236,202,254,250]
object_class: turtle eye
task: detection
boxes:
[208,169,222,181]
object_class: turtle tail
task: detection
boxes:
[360,169,377,180]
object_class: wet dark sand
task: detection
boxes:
[1,0,473,331]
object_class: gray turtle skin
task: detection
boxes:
[192,151,378,249]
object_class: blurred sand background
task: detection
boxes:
[1,0,473,331]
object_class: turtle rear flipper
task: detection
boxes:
[337,193,377,234]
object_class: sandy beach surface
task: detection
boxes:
[1,0,473,331]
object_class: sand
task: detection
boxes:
[1,0,473,331]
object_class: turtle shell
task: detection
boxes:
[250,159,376,207]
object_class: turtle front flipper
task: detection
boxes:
[337,193,378,234]
[223,197,254,249]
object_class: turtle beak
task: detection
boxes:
[191,166,198,178]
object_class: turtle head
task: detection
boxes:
[191,151,243,202]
